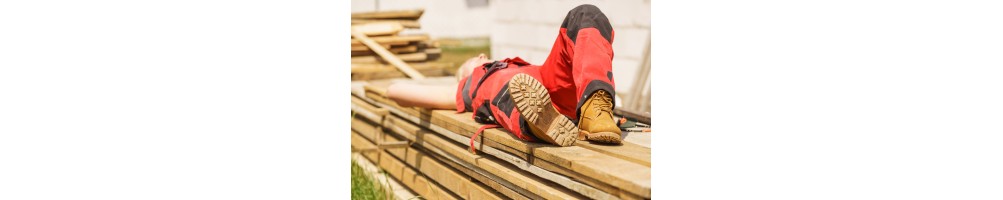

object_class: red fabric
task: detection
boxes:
[454,23,616,142]
[540,27,616,120]
[455,58,539,142]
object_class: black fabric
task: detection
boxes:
[469,61,509,102]
[492,84,516,116]
[606,71,613,82]
[461,75,474,111]
[519,118,540,141]
[473,101,495,124]
[560,4,613,44]
[574,80,616,124]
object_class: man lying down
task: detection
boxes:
[384,4,623,150]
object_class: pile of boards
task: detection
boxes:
[351,77,652,200]
[351,9,452,80]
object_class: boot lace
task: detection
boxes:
[591,91,613,115]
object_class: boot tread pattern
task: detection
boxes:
[509,74,577,147]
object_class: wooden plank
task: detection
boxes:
[351,22,404,36]
[351,153,418,200]
[351,52,428,63]
[351,62,452,80]
[351,131,459,200]
[352,96,622,200]
[357,82,652,198]
[352,116,588,200]
[350,44,418,53]
[352,128,505,200]
[351,45,419,56]
[352,19,421,28]
[351,34,430,46]
[361,78,651,166]
[352,40,409,47]
[416,144,534,200]
[424,48,442,60]
[351,27,423,80]
[352,9,424,20]
[350,44,391,52]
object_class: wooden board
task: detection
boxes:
[351,22,404,36]
[350,45,419,56]
[351,131,459,200]
[350,34,430,46]
[352,130,506,200]
[352,115,587,200]
[352,96,625,200]
[352,19,421,28]
[355,80,652,198]
[360,78,650,166]
[352,9,424,20]
[350,44,391,52]
[351,153,418,200]
[351,62,453,80]
[351,52,428,63]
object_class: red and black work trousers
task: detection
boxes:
[455,4,616,142]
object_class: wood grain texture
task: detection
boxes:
[351,52,428,63]
[351,26,424,80]
[351,131,459,200]
[350,62,452,80]
[352,95,622,200]
[352,113,587,200]
[351,44,419,54]
[354,80,652,198]
[352,9,424,20]
[350,34,430,46]
[351,153,418,200]
[352,19,421,28]
[353,130,505,200]
[351,22,404,36]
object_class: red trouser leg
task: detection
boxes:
[539,4,616,121]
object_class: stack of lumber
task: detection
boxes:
[351,9,451,80]
[351,77,652,200]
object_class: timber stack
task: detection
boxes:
[351,77,652,200]
[351,9,450,80]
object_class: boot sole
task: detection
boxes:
[508,74,577,147]
[584,131,622,144]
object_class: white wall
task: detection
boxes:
[489,0,650,96]
[352,0,651,96]
[352,0,492,39]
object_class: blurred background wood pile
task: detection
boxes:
[351,9,452,80]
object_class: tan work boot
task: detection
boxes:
[508,73,578,147]
[578,90,622,144]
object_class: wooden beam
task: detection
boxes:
[350,153,418,200]
[351,26,424,80]
[350,45,420,56]
[352,19,421,28]
[351,22,404,36]
[352,116,586,200]
[352,96,622,200]
[351,52,428,63]
[354,80,652,198]
[351,131,459,200]
[350,44,391,52]
[352,9,424,20]
[352,130,506,200]
[350,34,430,46]
[351,62,452,80]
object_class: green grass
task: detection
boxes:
[352,160,388,200]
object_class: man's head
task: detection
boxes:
[456,53,491,81]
